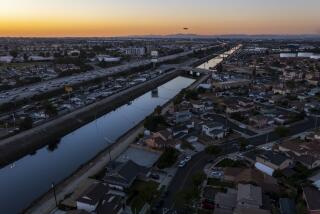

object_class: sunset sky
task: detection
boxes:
[0,0,320,37]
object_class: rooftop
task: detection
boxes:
[303,186,320,211]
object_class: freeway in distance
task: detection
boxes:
[0,46,219,106]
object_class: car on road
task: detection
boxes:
[184,155,191,161]
[239,124,247,129]
[202,199,215,210]
[178,160,186,168]
[236,152,244,159]
[210,171,223,178]
[149,174,160,180]
[261,146,272,151]
[246,145,254,150]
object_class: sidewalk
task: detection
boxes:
[25,124,144,214]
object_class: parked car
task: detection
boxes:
[179,161,186,168]
[150,174,160,180]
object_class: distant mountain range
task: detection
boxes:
[127,33,320,40]
[1,33,320,40]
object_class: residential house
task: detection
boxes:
[171,125,189,137]
[302,186,320,214]
[145,130,172,149]
[67,210,91,214]
[273,85,291,95]
[202,186,218,203]
[309,171,320,190]
[215,188,237,210]
[279,140,320,169]
[234,207,270,214]
[145,136,167,150]
[223,167,279,193]
[103,160,148,190]
[238,98,254,108]
[237,184,262,209]
[214,183,269,214]
[202,122,226,139]
[174,110,192,124]
[213,208,233,214]
[279,198,297,214]
[76,183,109,212]
[224,97,255,115]
[190,100,205,113]
[96,194,124,214]
[274,115,291,125]
[268,95,283,104]
[314,130,320,141]
[249,115,269,129]
[256,151,293,171]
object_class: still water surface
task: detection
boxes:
[0,76,195,213]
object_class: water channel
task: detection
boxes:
[0,76,195,213]
[0,46,239,213]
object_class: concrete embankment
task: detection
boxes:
[25,120,146,214]
[24,66,208,214]
[0,70,182,167]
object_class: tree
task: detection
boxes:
[9,50,18,58]
[216,63,223,72]
[23,53,29,62]
[154,105,162,116]
[205,145,222,155]
[43,101,58,116]
[275,126,290,138]
[47,139,60,152]
[273,170,283,178]
[192,171,206,186]
[286,80,296,90]
[144,115,165,131]
[173,93,183,106]
[157,148,179,169]
[174,187,200,209]
[230,112,245,122]
[185,90,199,100]
[239,138,248,151]
[197,87,206,94]
[181,141,195,151]
[19,116,33,131]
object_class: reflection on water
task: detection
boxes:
[197,45,241,70]
[47,139,61,152]
[0,76,195,214]
[197,57,223,70]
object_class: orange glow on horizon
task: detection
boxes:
[0,0,319,37]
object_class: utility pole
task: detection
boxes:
[315,116,319,129]
[104,137,113,162]
[51,182,58,207]
[225,113,228,129]
[12,113,15,129]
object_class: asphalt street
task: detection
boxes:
[157,116,318,214]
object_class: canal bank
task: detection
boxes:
[25,70,209,214]
[0,76,196,214]
[0,47,237,213]
[0,70,182,167]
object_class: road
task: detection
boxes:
[0,46,220,106]
[158,116,317,213]
[204,113,257,136]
